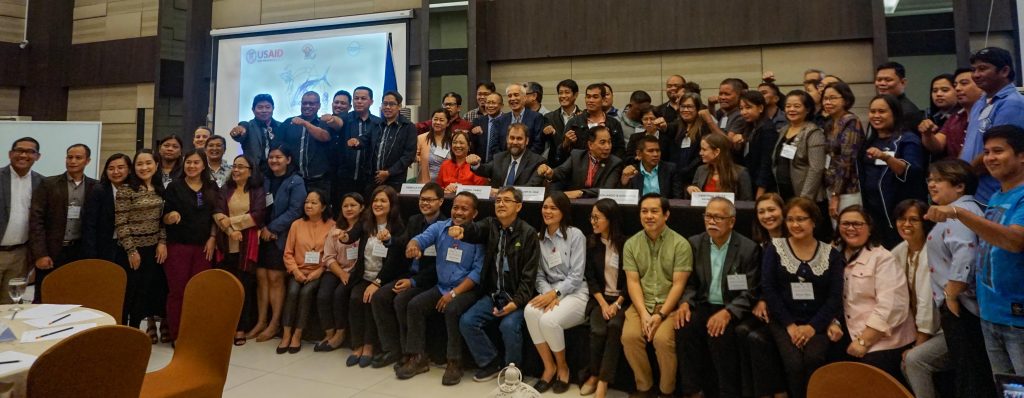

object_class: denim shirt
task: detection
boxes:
[926,195,983,315]
[537,226,586,296]
[960,84,1024,203]
[413,219,484,294]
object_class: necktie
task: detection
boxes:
[585,157,598,187]
[486,117,497,161]
[504,159,518,187]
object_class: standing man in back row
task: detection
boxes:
[281,91,336,194]
[0,138,43,304]
[336,86,381,197]
[230,93,281,172]
[348,91,417,192]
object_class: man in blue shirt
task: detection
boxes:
[397,191,485,385]
[959,47,1024,203]
[928,125,1024,376]
[620,135,683,198]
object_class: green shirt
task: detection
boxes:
[623,227,693,313]
[708,234,732,305]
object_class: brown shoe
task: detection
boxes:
[441,360,463,386]
[396,354,430,380]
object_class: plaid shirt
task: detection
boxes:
[824,113,864,195]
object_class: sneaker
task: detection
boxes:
[473,361,502,382]
[441,360,463,386]
[396,354,430,380]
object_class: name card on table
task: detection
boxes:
[457,185,493,199]
[400,183,425,195]
[690,192,735,207]
[598,189,640,205]
[515,187,546,202]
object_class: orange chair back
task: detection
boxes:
[140,269,243,398]
[41,259,126,324]
[27,325,151,398]
[808,361,914,398]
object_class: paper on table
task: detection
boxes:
[14,304,81,320]
[20,323,97,343]
[24,310,104,328]
[0,351,36,374]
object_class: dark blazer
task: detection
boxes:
[338,112,382,184]
[81,183,118,261]
[690,165,754,201]
[562,114,626,160]
[742,120,779,193]
[585,237,629,307]
[472,150,547,188]
[550,149,624,198]
[491,108,548,155]
[682,232,761,319]
[406,213,449,288]
[265,173,306,250]
[355,115,418,186]
[348,221,410,286]
[29,173,97,260]
[461,217,539,309]
[544,106,583,166]
[666,121,712,187]
[471,113,506,164]
[233,118,282,171]
[0,166,43,244]
[623,160,684,199]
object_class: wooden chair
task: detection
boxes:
[27,325,151,398]
[140,269,243,398]
[808,361,914,398]
[41,259,126,324]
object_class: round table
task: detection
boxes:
[0,304,116,398]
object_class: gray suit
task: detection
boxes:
[0,165,43,244]
[771,123,826,201]
[681,232,761,315]
[471,150,547,188]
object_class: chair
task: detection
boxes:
[27,325,151,398]
[41,258,126,324]
[140,269,243,398]
[807,361,914,398]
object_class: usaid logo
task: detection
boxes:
[246,48,284,64]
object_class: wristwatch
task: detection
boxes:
[856,338,868,347]
[554,289,562,298]
[450,290,458,299]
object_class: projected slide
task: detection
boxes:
[238,32,389,119]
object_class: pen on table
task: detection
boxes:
[48,314,71,325]
[36,327,73,339]
[0,360,19,365]
[9,309,18,320]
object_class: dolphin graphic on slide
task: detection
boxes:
[291,67,332,107]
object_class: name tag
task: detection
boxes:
[875,151,896,166]
[346,246,358,261]
[432,146,450,159]
[446,247,463,263]
[423,245,437,257]
[680,137,692,149]
[372,242,389,258]
[598,189,640,205]
[727,274,748,291]
[824,154,832,169]
[265,193,274,206]
[791,282,815,300]
[690,192,735,207]
[635,127,645,134]
[67,206,81,219]
[400,183,425,195]
[719,116,728,129]
[516,186,546,202]
[543,249,563,267]
[304,251,320,264]
[780,144,798,160]
[456,184,492,198]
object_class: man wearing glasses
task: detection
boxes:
[449,187,539,382]
[280,91,335,194]
[675,197,760,398]
[0,138,43,303]
[415,92,472,134]
[347,91,417,192]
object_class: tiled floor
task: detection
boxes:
[145,339,630,398]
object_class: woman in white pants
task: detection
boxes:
[525,191,588,394]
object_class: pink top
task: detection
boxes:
[843,246,916,352]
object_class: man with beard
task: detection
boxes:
[467,123,546,192]
[281,91,335,193]
[230,94,281,171]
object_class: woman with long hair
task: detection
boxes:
[418,108,454,183]
[250,145,306,342]
[213,154,266,346]
[156,134,184,188]
[668,92,711,186]
[437,131,488,193]
[114,150,169,342]
[278,189,335,353]
[688,132,753,200]
[160,149,219,342]
[315,192,366,352]
[821,82,865,219]
[579,199,628,398]
[738,90,779,197]
[82,153,132,264]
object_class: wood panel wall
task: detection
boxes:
[0,0,25,44]
[67,83,154,162]
[72,0,159,44]
[0,87,19,116]
[211,0,421,29]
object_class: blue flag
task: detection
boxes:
[383,33,398,94]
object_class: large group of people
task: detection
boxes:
[3,45,1024,398]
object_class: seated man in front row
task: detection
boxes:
[676,197,761,398]
[467,123,547,195]
[620,134,684,198]
[621,193,692,398]
[537,125,623,199]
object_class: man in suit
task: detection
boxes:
[544,79,582,167]
[347,90,418,192]
[490,84,549,156]
[675,197,760,398]
[230,93,281,172]
[537,126,623,199]
[562,84,626,161]
[0,137,43,304]
[620,135,683,198]
[470,92,505,164]
[29,144,97,302]
[467,123,546,191]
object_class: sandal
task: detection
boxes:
[234,334,247,346]
[159,322,173,344]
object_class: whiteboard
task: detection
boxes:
[0,121,102,179]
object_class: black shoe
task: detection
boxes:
[275,345,288,354]
[313,341,334,352]
[552,378,569,394]
[346,354,360,367]
[358,355,373,368]
[287,344,301,354]
[396,355,430,380]
[372,351,400,369]
[394,354,411,371]
[473,362,502,382]
[533,378,553,393]
[441,360,463,386]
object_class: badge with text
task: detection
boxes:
[690,192,735,207]
[598,189,640,205]
[400,183,425,195]
[780,144,798,160]
[791,282,815,300]
[304,251,320,264]
[727,274,748,291]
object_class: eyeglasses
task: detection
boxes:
[442,102,458,107]
[381,102,399,107]
[840,221,868,230]
[786,216,812,224]
[11,148,37,156]
[419,197,440,203]
[232,164,251,169]
[681,105,697,110]
[494,198,521,205]
[703,213,734,223]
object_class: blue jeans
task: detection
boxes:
[458,295,525,367]
[982,320,1024,374]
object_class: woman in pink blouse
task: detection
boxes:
[277,189,335,354]
[314,192,366,352]
[831,205,916,382]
